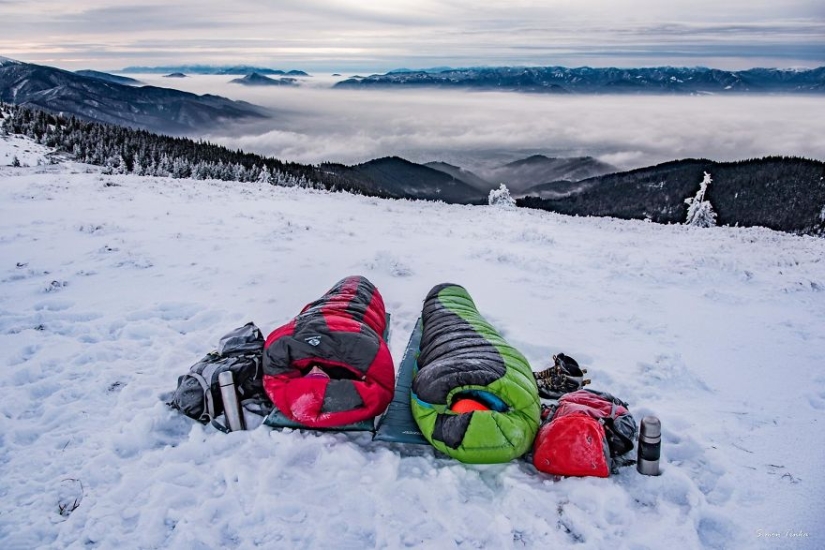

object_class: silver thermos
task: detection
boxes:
[637,416,661,476]
[218,371,246,432]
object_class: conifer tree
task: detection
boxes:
[258,165,272,184]
[488,183,517,208]
[684,172,717,227]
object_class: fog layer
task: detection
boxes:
[138,75,825,171]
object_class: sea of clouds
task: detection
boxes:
[137,74,825,171]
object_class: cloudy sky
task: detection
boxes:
[1,0,824,71]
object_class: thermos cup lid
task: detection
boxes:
[218,371,235,386]
[640,416,661,439]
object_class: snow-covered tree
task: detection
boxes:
[171,157,191,178]
[232,163,247,182]
[488,184,516,209]
[192,161,210,180]
[248,164,261,182]
[11,155,21,167]
[258,165,272,184]
[132,157,144,176]
[113,154,127,174]
[157,154,172,177]
[684,172,717,227]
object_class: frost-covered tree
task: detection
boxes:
[488,183,516,209]
[171,157,191,179]
[192,161,210,180]
[132,157,144,176]
[684,172,717,227]
[248,164,261,182]
[258,165,272,184]
[11,155,21,167]
[232,163,247,182]
[112,154,127,174]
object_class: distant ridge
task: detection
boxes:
[424,162,492,191]
[229,73,298,86]
[324,156,486,203]
[75,70,142,86]
[122,64,310,76]
[478,155,617,194]
[336,66,825,94]
[0,59,270,133]
[387,66,455,74]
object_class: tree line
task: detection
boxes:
[0,103,384,196]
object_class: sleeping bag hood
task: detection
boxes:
[262,276,395,428]
[411,283,541,463]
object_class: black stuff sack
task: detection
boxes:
[169,323,267,422]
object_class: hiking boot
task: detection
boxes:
[534,353,590,399]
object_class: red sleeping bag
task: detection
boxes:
[262,276,395,428]
[532,390,636,478]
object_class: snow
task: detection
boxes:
[0,133,54,167]
[1,134,824,549]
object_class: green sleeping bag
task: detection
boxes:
[411,284,541,463]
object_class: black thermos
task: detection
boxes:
[637,416,661,476]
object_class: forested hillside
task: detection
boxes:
[1,104,379,195]
[520,158,825,236]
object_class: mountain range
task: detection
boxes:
[121,65,309,76]
[324,153,825,236]
[3,56,823,235]
[318,154,618,203]
[0,57,269,133]
[336,66,825,94]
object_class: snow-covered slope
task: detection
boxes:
[0,133,54,167]
[1,135,823,549]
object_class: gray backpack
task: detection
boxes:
[169,323,269,422]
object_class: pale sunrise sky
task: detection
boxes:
[1,0,823,72]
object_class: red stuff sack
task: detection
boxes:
[532,389,637,478]
[533,413,611,477]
